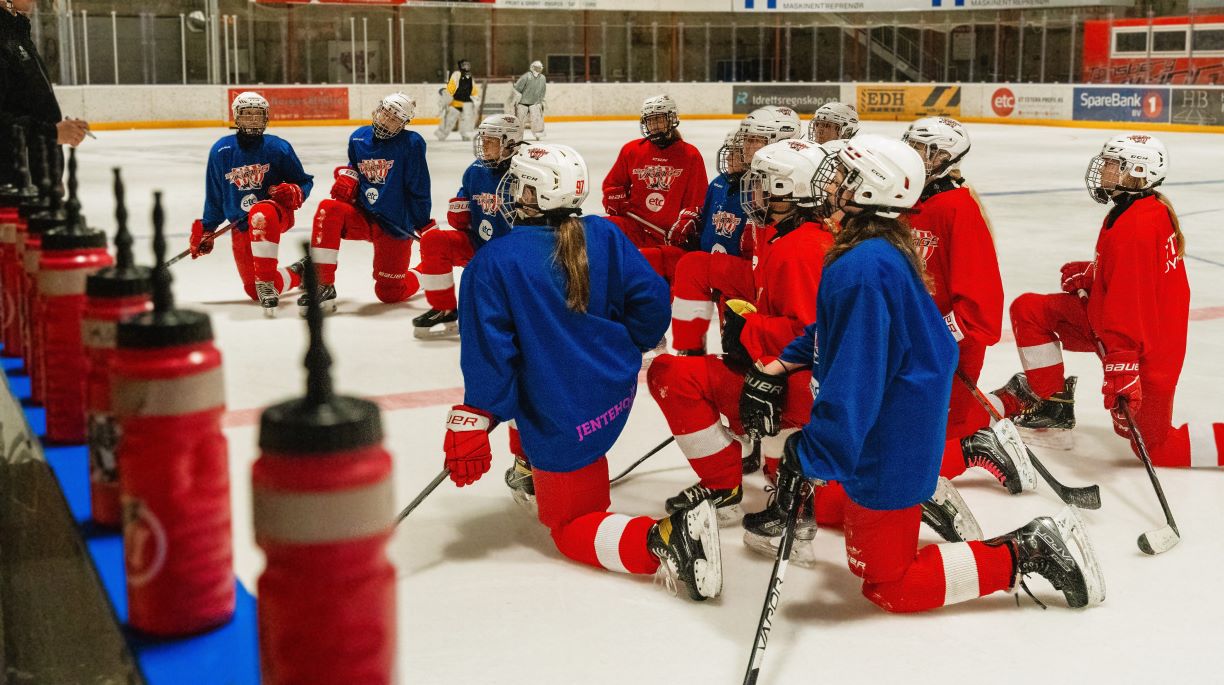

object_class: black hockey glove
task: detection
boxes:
[721,299,756,371]
[740,364,786,440]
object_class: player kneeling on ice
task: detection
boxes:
[805,102,859,145]
[903,117,1037,495]
[440,143,722,601]
[998,134,1215,468]
[303,93,432,314]
[190,91,314,317]
[413,114,523,339]
[743,135,1104,612]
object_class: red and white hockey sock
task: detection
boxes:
[939,437,968,479]
[1153,423,1224,468]
[860,541,1013,613]
[670,297,714,352]
[310,200,346,286]
[674,423,741,490]
[550,512,659,575]
[417,270,457,311]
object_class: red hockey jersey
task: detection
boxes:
[602,137,708,245]
[1088,194,1190,387]
[909,184,1004,351]
[741,220,835,362]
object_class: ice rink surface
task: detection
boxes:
[74,119,1224,684]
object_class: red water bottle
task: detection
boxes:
[6,132,53,364]
[23,139,66,405]
[113,192,234,637]
[0,126,39,358]
[39,148,114,444]
[85,169,152,527]
[254,247,396,685]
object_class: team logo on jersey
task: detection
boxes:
[365,187,381,205]
[645,193,666,212]
[527,147,549,160]
[632,165,682,191]
[912,228,939,263]
[472,192,500,216]
[225,163,271,191]
[1163,234,1182,273]
[240,193,258,212]
[711,210,742,238]
[479,220,494,242]
[358,159,394,185]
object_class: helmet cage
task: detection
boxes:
[640,111,680,141]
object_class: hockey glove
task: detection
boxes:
[1101,350,1141,412]
[603,188,629,216]
[443,404,496,487]
[721,299,757,371]
[781,432,825,495]
[667,207,701,248]
[1110,406,1132,440]
[1060,260,1095,295]
[330,167,360,204]
[446,197,472,231]
[189,219,214,258]
[270,183,305,212]
[740,363,787,440]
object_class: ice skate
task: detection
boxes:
[665,482,743,527]
[1013,375,1077,451]
[962,420,1037,494]
[503,455,536,513]
[255,280,279,318]
[741,455,817,566]
[921,477,983,542]
[986,506,1105,609]
[648,499,722,601]
[412,309,459,339]
[297,284,337,317]
[286,256,308,286]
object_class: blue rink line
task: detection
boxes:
[3,356,260,685]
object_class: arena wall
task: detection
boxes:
[55,83,1224,133]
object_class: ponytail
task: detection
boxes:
[1153,191,1186,258]
[553,215,590,312]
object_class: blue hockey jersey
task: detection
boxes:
[788,237,958,511]
[458,215,669,472]
[202,134,313,232]
[698,173,749,256]
[348,125,431,239]
[455,161,513,249]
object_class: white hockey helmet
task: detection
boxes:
[497,143,589,223]
[812,134,924,219]
[717,129,747,177]
[640,94,680,142]
[474,114,525,167]
[739,139,829,225]
[1085,133,1169,204]
[739,106,802,144]
[530,60,544,73]
[807,102,859,144]
[372,92,416,139]
[902,116,970,181]
[231,91,269,136]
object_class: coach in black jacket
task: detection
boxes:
[1,0,89,182]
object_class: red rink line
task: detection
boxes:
[223,307,1224,429]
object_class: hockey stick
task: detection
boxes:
[1076,290,1180,554]
[394,468,449,526]
[625,211,669,241]
[166,222,234,267]
[742,479,810,685]
[954,368,1102,510]
[609,436,675,485]
[475,79,489,123]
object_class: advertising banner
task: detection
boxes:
[227,87,350,121]
[735,0,1127,12]
[1170,88,1224,126]
[856,84,960,119]
[1072,87,1170,123]
[983,85,1072,120]
[731,84,841,114]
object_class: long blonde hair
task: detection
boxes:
[553,215,590,312]
[1153,191,1186,258]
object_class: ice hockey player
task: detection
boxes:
[668,130,757,356]
[441,143,721,601]
[436,59,481,141]
[646,139,833,529]
[302,93,431,313]
[999,134,1218,467]
[806,102,859,145]
[512,60,547,140]
[743,134,1104,612]
[602,94,707,281]
[737,105,802,167]
[190,91,313,317]
[413,114,523,338]
[903,117,1036,494]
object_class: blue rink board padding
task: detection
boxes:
[5,359,260,685]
